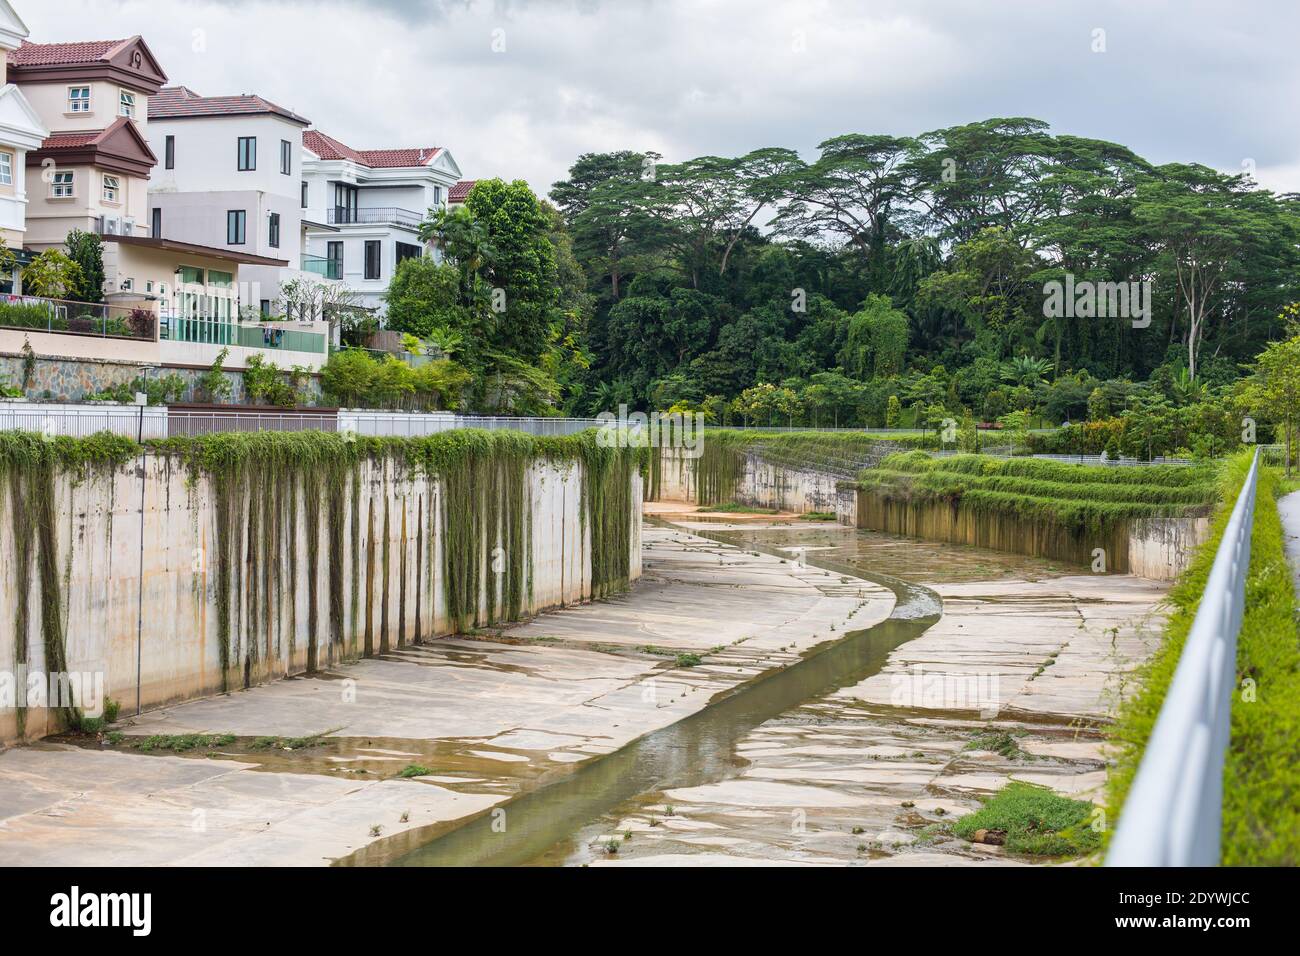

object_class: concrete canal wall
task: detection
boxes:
[652,446,857,524]
[653,445,1205,579]
[0,447,642,744]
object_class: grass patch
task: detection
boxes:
[964,731,1029,760]
[696,502,778,514]
[952,782,1100,856]
[398,765,435,778]
[1105,456,1300,865]
[131,733,236,753]
[249,728,336,751]
[674,653,703,668]
[800,511,837,521]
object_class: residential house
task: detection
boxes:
[146,84,333,317]
[3,31,328,376]
[301,129,461,314]
[0,0,48,287]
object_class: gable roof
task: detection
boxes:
[0,0,30,53]
[29,115,157,177]
[151,85,310,125]
[7,36,168,94]
[448,180,476,203]
[303,129,441,169]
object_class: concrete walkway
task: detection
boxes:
[1279,491,1300,600]
[0,525,891,867]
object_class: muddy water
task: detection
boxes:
[387,523,940,867]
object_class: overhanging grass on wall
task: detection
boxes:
[1,428,645,719]
[857,451,1217,533]
[1104,454,1300,865]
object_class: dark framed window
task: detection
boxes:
[364,240,381,281]
[395,241,421,267]
[237,136,256,171]
[280,139,292,175]
[260,299,272,316]
[150,207,161,238]
[164,135,175,170]
[268,212,281,248]
[326,241,343,273]
[333,183,358,222]
[227,209,246,244]
[301,180,308,208]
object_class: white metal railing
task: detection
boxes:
[1106,447,1261,867]
[0,402,167,439]
[339,411,607,438]
[1,405,614,440]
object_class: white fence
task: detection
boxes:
[0,404,609,441]
[0,402,167,440]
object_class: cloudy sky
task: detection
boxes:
[20,0,1300,196]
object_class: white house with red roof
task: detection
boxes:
[0,0,47,268]
[301,128,462,314]
[146,84,326,316]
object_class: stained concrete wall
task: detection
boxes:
[653,447,856,524]
[653,446,1203,579]
[0,453,641,743]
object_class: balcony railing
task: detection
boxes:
[160,315,327,354]
[301,254,342,280]
[0,294,155,340]
[327,206,424,229]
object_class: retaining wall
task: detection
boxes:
[0,451,642,743]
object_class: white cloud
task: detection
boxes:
[17,0,1300,196]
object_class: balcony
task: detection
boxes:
[300,254,342,280]
[0,294,155,340]
[160,315,327,354]
[327,206,424,230]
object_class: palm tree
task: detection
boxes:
[1001,355,1054,388]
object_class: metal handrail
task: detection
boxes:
[1106,447,1261,867]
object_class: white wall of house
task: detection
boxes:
[300,145,460,315]
[149,113,314,311]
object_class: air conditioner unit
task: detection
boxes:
[101,216,122,236]
[123,217,136,234]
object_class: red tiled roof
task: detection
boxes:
[357,147,440,168]
[41,130,106,150]
[449,180,476,202]
[8,39,130,66]
[303,129,440,169]
[150,86,310,125]
[303,129,366,164]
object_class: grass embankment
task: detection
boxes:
[856,451,1218,533]
[1105,453,1300,865]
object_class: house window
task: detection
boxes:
[209,271,233,289]
[119,89,136,118]
[333,183,358,222]
[260,299,271,316]
[227,209,247,245]
[237,136,256,171]
[51,171,74,198]
[364,240,381,280]
[102,174,121,203]
[146,280,154,293]
[301,180,308,208]
[68,86,91,113]
[280,139,292,175]
[326,241,343,274]
[395,241,421,266]
[0,152,11,186]
[165,135,175,169]
[151,207,162,238]
[269,212,280,248]
[432,185,442,206]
